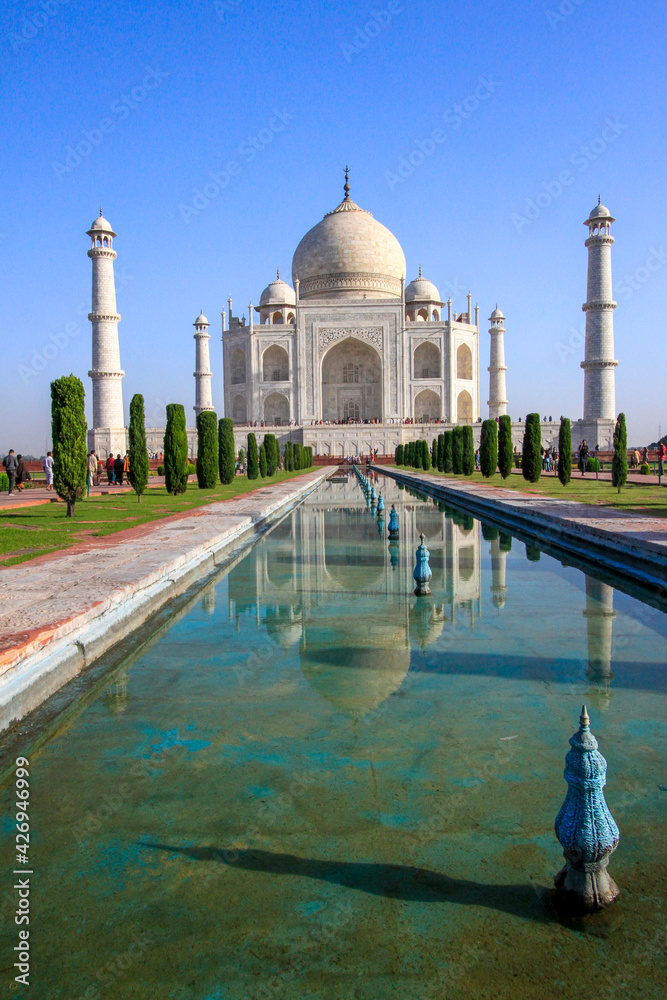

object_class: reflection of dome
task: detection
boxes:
[292,174,406,301]
[264,607,302,649]
[301,645,410,720]
[409,599,445,649]
[405,272,441,303]
[259,272,296,306]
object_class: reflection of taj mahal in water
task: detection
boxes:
[221,477,617,719]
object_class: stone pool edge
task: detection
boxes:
[376,466,667,594]
[0,469,330,734]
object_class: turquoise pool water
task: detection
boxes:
[1,474,665,999]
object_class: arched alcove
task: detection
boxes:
[263,391,290,426]
[321,338,381,422]
[262,345,289,382]
[457,389,473,424]
[414,388,440,422]
[232,394,247,424]
[457,343,473,380]
[230,348,246,385]
[414,342,440,379]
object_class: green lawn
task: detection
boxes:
[391,466,667,517]
[0,470,315,568]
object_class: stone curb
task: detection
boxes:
[0,469,329,734]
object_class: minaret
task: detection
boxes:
[487,306,508,419]
[87,209,125,457]
[193,311,214,416]
[582,199,618,421]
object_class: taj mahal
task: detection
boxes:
[85,169,619,459]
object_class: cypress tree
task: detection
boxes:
[196,411,218,489]
[247,432,259,479]
[611,412,628,493]
[437,433,445,472]
[265,434,277,475]
[462,425,475,475]
[558,417,572,486]
[51,374,87,517]
[258,441,267,478]
[498,415,513,479]
[218,417,235,484]
[422,439,431,471]
[521,413,542,483]
[128,393,149,502]
[431,439,438,468]
[452,426,464,474]
[405,442,411,466]
[479,419,498,478]
[443,431,453,473]
[164,403,189,495]
[294,443,302,469]
[395,444,404,465]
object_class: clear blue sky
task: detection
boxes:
[1,0,664,453]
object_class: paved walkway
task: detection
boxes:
[378,467,667,592]
[0,475,176,510]
[0,469,329,732]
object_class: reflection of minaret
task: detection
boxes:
[583,577,615,704]
[489,536,508,610]
[201,582,216,615]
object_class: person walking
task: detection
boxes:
[578,439,589,477]
[658,441,666,479]
[3,450,18,494]
[123,452,130,479]
[113,454,124,486]
[87,451,97,496]
[43,451,54,491]
[15,455,26,492]
[106,454,115,485]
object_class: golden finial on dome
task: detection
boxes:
[344,165,350,200]
[418,265,422,277]
[276,267,280,280]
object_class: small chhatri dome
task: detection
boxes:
[405,271,441,303]
[292,167,406,301]
[259,272,296,307]
[586,197,615,224]
[489,305,505,320]
[88,208,116,235]
[194,311,209,326]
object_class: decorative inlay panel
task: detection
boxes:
[318,327,383,356]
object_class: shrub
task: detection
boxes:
[462,425,475,475]
[498,415,513,479]
[558,417,572,486]
[259,442,267,477]
[247,432,259,480]
[128,393,149,502]
[431,439,437,468]
[586,456,600,472]
[481,523,499,542]
[521,413,542,483]
[525,543,541,562]
[479,419,497,478]
[264,434,277,476]
[196,411,218,489]
[640,462,650,475]
[499,532,513,552]
[294,443,303,469]
[452,427,464,474]
[218,417,235,484]
[612,414,628,493]
[0,472,8,491]
[443,431,453,473]
[422,438,431,471]
[164,403,189,495]
[437,433,445,472]
[51,374,87,516]
[284,441,293,471]
[395,444,404,466]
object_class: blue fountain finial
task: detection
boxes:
[554,705,620,911]
[413,533,432,595]
[388,504,399,539]
[377,492,385,513]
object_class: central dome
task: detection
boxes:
[292,177,406,301]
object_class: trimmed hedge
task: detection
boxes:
[452,426,464,474]
[218,417,235,484]
[164,403,189,495]
[51,374,87,516]
[128,393,149,501]
[558,417,572,486]
[247,432,259,480]
[612,413,628,492]
[443,431,453,473]
[521,413,542,483]
[480,419,497,478]
[462,425,475,475]
[498,415,513,479]
[258,442,267,477]
[196,411,218,488]
[395,443,404,465]
[437,433,445,472]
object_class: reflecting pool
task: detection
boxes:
[1,474,665,999]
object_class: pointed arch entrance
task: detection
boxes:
[320,338,382,422]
